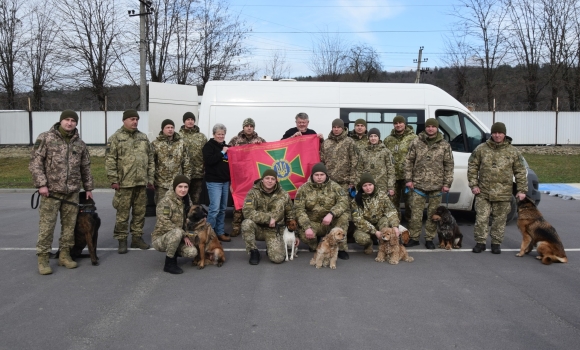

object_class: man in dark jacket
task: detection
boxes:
[281,112,323,140]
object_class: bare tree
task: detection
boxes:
[309,31,348,81]
[173,0,198,85]
[0,0,25,109]
[146,0,181,83]
[442,33,473,103]
[562,2,580,111]
[262,50,292,80]
[346,44,382,82]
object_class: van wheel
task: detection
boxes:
[505,195,517,223]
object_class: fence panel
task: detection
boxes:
[0,111,29,144]
[32,112,62,142]
[79,111,106,144]
[557,112,580,145]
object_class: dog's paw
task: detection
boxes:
[309,259,316,266]
[330,265,336,269]
[198,265,205,270]
[535,255,542,260]
[375,257,385,262]
[515,252,524,257]
[285,257,289,261]
[405,257,414,262]
[92,261,100,266]
[388,260,399,265]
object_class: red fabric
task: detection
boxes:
[228,135,321,210]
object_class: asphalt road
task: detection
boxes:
[0,191,579,350]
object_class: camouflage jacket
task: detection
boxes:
[321,130,359,185]
[358,141,396,192]
[348,131,368,151]
[106,127,155,187]
[351,190,399,235]
[242,180,294,226]
[29,123,94,194]
[151,190,185,241]
[468,137,527,201]
[404,131,454,191]
[229,131,266,146]
[294,179,349,230]
[179,125,207,179]
[384,125,417,180]
[151,132,192,190]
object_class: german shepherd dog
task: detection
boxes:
[185,205,225,269]
[516,197,567,264]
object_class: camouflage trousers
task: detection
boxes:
[353,217,390,247]
[473,196,510,245]
[390,179,411,221]
[232,209,243,237]
[298,213,349,252]
[188,178,203,205]
[154,187,169,205]
[36,192,79,255]
[112,186,147,240]
[241,219,285,264]
[152,228,198,259]
[408,189,442,241]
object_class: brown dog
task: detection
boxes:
[516,197,568,265]
[431,205,463,250]
[185,205,225,269]
[309,227,345,269]
[376,227,414,264]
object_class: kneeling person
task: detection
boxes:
[242,169,295,265]
[151,175,198,274]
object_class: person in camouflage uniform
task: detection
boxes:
[151,175,198,274]
[358,128,395,195]
[229,118,267,237]
[384,115,417,222]
[151,119,192,204]
[105,109,155,253]
[320,118,359,192]
[242,169,295,265]
[29,110,94,275]
[179,112,207,204]
[351,173,400,255]
[404,118,454,249]
[347,118,368,151]
[295,163,350,260]
[468,122,527,254]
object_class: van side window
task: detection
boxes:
[342,109,425,137]
[435,110,485,152]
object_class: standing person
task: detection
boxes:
[29,110,94,275]
[320,118,359,192]
[348,118,368,150]
[295,163,350,260]
[151,175,198,274]
[179,112,207,204]
[384,115,417,222]
[229,118,266,237]
[105,109,155,254]
[202,123,231,242]
[281,112,324,140]
[359,128,396,195]
[404,118,454,249]
[468,122,527,254]
[242,169,295,265]
[151,119,191,204]
[351,173,400,255]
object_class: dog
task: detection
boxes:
[185,205,225,269]
[309,227,345,269]
[375,227,414,264]
[398,225,410,245]
[431,205,463,250]
[283,219,298,261]
[516,196,568,265]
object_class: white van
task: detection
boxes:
[197,81,541,221]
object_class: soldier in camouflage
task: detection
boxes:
[404,118,454,249]
[347,118,368,151]
[351,173,400,255]
[105,109,155,253]
[358,128,396,195]
[179,112,208,205]
[229,118,267,237]
[321,118,359,192]
[151,175,198,274]
[151,119,192,204]
[242,169,295,265]
[384,115,417,222]
[468,122,527,254]
[29,110,94,275]
[295,163,350,260]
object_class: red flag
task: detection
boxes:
[228,135,321,210]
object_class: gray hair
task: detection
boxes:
[212,123,227,134]
[295,112,309,121]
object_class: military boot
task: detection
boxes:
[131,236,150,250]
[58,249,78,269]
[118,239,128,254]
[364,244,373,255]
[231,225,241,237]
[37,253,52,275]
[163,256,183,274]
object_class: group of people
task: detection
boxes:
[30,109,528,275]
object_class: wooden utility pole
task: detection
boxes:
[414,47,428,83]
[129,1,154,111]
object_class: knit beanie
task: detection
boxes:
[332,118,344,128]
[393,115,406,124]
[355,118,367,127]
[368,128,381,139]
[491,122,506,134]
[123,109,140,120]
[60,110,79,123]
[357,172,376,191]
[173,175,190,191]
[425,118,439,128]
[161,119,175,130]
[310,162,328,179]
[261,168,278,180]
[183,112,196,123]
[243,118,256,127]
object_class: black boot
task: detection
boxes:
[491,244,501,254]
[472,243,486,253]
[163,256,183,274]
[337,251,350,260]
[404,239,420,247]
[249,249,261,265]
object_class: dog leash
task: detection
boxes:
[30,190,91,210]
[405,187,450,207]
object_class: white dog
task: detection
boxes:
[283,220,298,261]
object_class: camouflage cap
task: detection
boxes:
[60,110,78,123]
[123,109,140,120]
[243,118,255,127]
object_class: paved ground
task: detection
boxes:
[0,191,579,350]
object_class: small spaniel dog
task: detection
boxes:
[283,219,298,261]
[431,205,463,250]
[376,227,414,264]
[309,227,346,269]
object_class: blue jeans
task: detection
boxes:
[206,182,229,235]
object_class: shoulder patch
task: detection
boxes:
[163,206,170,215]
[244,199,253,207]
[33,139,42,149]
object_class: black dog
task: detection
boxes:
[431,205,463,250]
